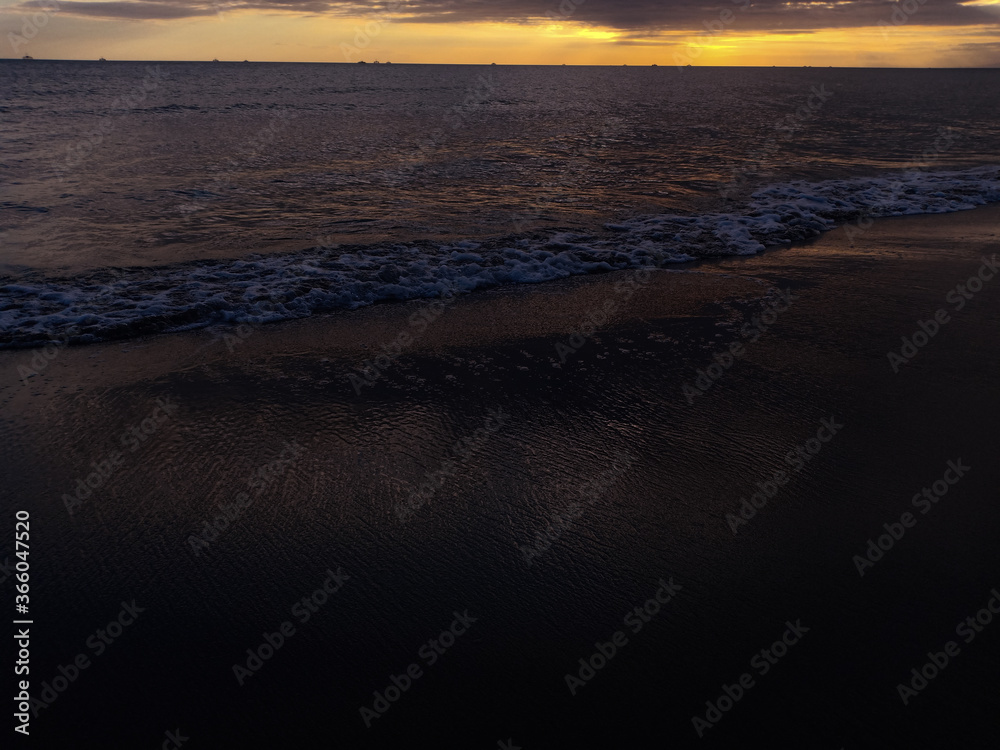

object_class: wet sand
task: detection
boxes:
[2,205,999,748]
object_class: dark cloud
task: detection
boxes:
[7,0,999,31]
[15,0,219,19]
[401,0,1000,32]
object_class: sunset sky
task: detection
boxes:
[3,0,1000,65]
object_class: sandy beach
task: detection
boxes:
[3,205,999,747]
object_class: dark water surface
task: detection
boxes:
[3,63,999,271]
[3,207,999,747]
[3,64,1000,346]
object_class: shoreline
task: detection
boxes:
[3,201,996,376]
[3,203,999,748]
[3,165,998,345]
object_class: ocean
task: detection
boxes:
[2,62,999,346]
[4,62,1000,749]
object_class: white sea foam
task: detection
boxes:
[3,167,998,347]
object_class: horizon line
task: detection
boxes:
[3,58,1000,69]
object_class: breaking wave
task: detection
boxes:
[3,166,999,348]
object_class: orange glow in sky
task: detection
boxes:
[2,7,999,66]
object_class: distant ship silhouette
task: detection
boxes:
[22,55,33,60]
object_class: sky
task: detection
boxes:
[2,0,1000,65]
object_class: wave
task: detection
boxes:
[2,166,999,348]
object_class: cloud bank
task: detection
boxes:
[8,0,1000,32]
